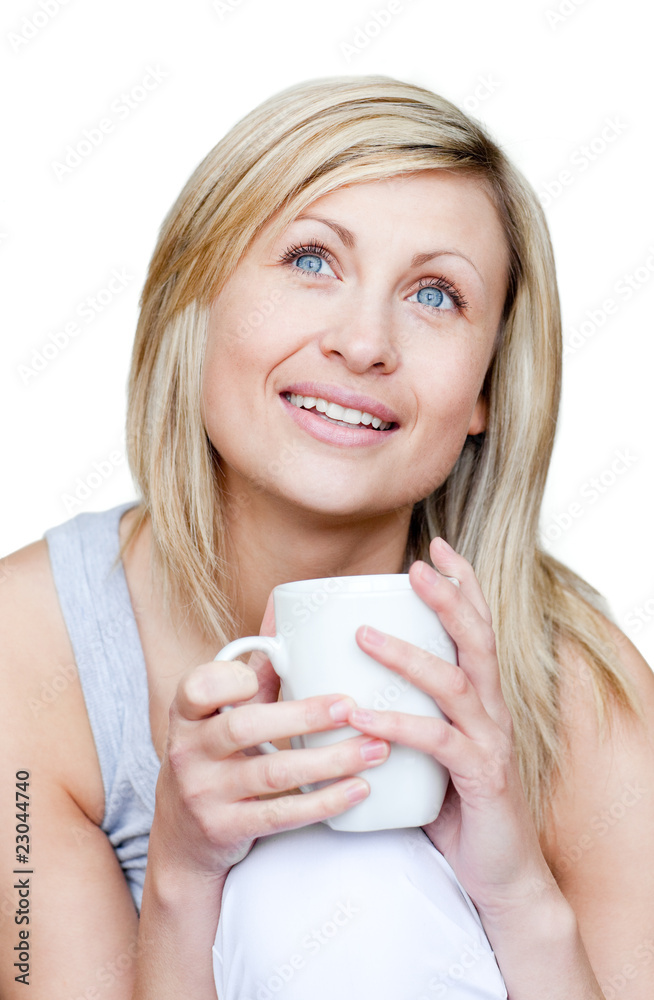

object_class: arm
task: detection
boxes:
[479,628,654,999]
[0,544,390,998]
[538,627,654,1000]
[345,537,636,999]
[130,654,387,999]
[0,543,142,999]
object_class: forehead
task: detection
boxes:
[313,169,502,233]
[263,169,509,275]
[308,169,499,212]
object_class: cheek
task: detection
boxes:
[202,301,268,398]
[200,293,298,443]
[207,286,306,374]
[200,320,248,439]
[409,365,486,485]
[417,348,486,429]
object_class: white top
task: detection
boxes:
[213,822,507,999]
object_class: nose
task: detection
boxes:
[318,296,399,374]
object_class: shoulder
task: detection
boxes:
[553,618,654,754]
[0,536,104,821]
[0,539,141,993]
[0,536,71,672]
[0,534,73,665]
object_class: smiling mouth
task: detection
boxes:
[283,392,395,431]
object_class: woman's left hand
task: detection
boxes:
[349,536,557,919]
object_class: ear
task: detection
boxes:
[467,393,487,436]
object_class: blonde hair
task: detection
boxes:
[123,75,640,834]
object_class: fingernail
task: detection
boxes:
[344,779,369,803]
[436,537,454,553]
[419,562,439,585]
[362,625,387,646]
[360,739,389,762]
[329,698,352,722]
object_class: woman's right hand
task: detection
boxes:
[149,651,390,882]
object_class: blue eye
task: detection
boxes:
[294,253,335,276]
[278,242,338,278]
[417,287,444,307]
[409,283,457,311]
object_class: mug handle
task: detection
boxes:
[214,636,285,755]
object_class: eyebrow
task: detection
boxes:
[295,214,356,248]
[293,213,482,282]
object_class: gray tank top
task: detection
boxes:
[44,501,159,912]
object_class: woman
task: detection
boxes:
[1,75,653,999]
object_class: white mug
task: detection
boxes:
[214,574,455,832]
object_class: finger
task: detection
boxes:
[407,560,505,716]
[428,537,492,624]
[227,734,390,799]
[259,591,276,637]
[212,693,359,757]
[355,626,496,740]
[236,775,372,838]
[237,652,280,708]
[344,705,498,795]
[351,704,517,804]
[174,659,259,722]
[234,592,280,708]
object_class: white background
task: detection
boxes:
[1,0,652,666]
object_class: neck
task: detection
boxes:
[223,489,414,638]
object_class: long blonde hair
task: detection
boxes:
[123,75,640,834]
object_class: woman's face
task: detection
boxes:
[201,170,509,521]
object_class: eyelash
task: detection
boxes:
[415,276,469,311]
[277,241,469,311]
[277,240,336,269]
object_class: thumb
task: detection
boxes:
[259,591,276,639]
[241,592,280,706]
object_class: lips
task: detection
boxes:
[277,380,400,448]
[285,393,394,431]
[279,381,399,426]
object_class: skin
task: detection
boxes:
[2,170,653,999]
[168,169,652,998]
[200,170,507,638]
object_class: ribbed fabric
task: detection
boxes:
[44,502,507,997]
[44,501,159,912]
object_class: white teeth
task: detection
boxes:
[286,393,392,431]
